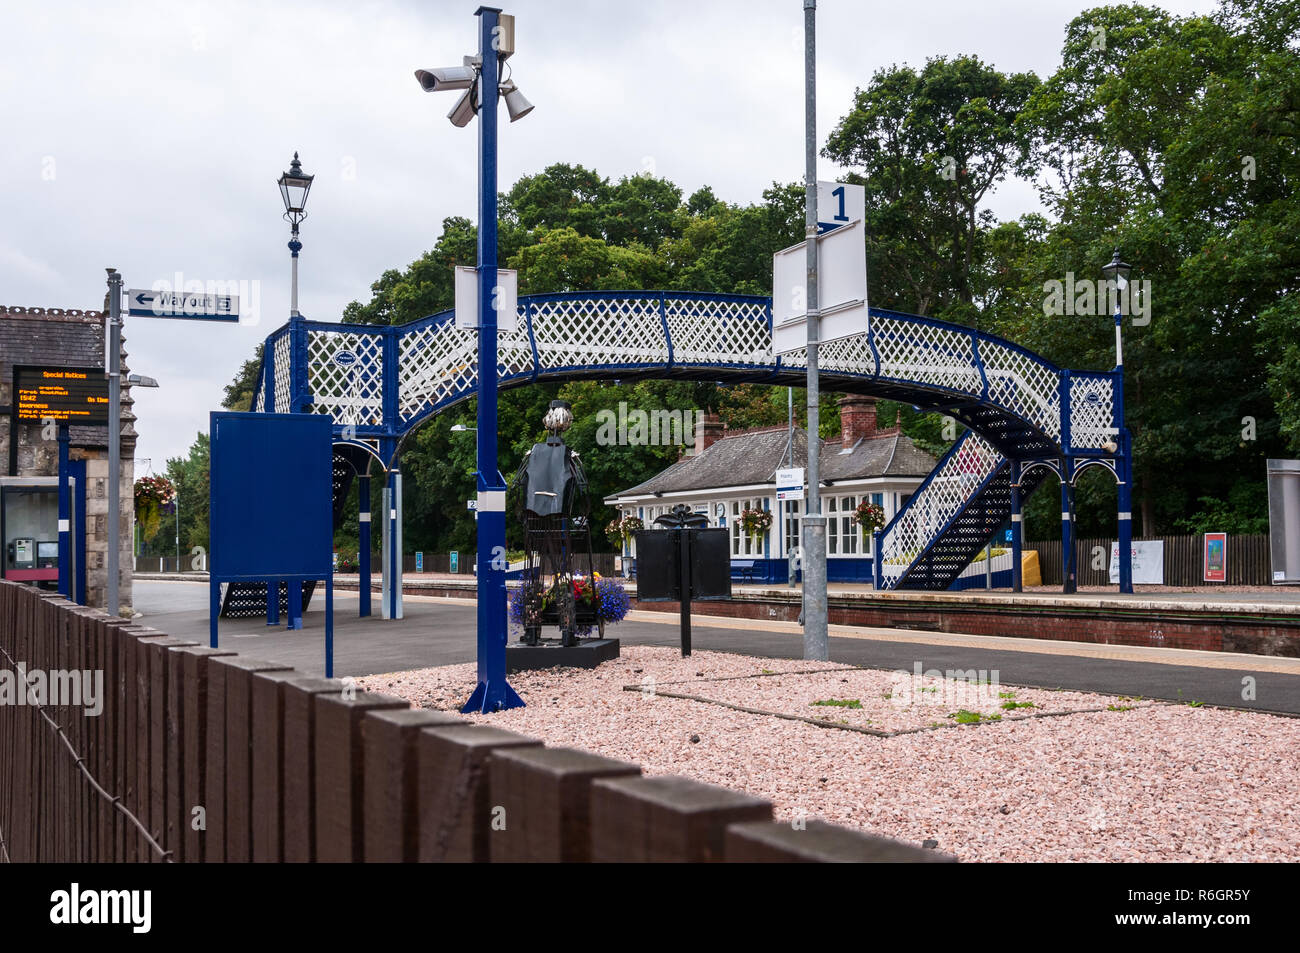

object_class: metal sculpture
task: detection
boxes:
[512,400,601,647]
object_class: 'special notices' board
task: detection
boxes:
[14,366,110,425]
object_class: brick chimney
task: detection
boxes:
[839,395,880,444]
[694,411,724,454]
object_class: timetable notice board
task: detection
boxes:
[13,366,109,425]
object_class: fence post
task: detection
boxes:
[213,656,294,863]
[361,708,465,862]
[417,724,542,862]
[280,678,347,862]
[312,691,410,862]
[589,774,772,862]
[725,819,957,862]
[489,746,641,863]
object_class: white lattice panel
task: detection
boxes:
[980,344,1062,439]
[398,319,475,423]
[816,332,877,376]
[272,332,292,413]
[873,316,983,396]
[1069,376,1116,448]
[665,298,770,365]
[531,297,668,370]
[307,329,385,427]
[877,431,1003,586]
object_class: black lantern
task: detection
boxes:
[278,152,313,231]
[1101,248,1132,287]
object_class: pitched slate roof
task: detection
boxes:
[0,308,136,452]
[609,424,936,498]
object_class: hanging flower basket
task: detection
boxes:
[133,475,176,542]
[606,515,644,547]
[854,499,886,539]
[740,507,772,546]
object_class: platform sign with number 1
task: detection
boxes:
[817,181,865,234]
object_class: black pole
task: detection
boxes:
[679,527,692,657]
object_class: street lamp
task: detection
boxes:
[1101,249,1131,368]
[415,7,532,714]
[278,152,314,317]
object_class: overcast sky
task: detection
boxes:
[1,0,1218,470]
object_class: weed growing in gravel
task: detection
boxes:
[948,709,1002,724]
[1001,700,1036,710]
[811,698,862,709]
[998,691,1016,699]
[1108,703,1135,712]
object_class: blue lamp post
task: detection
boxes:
[1102,249,1135,594]
[416,6,531,712]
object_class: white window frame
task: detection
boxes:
[729,497,767,557]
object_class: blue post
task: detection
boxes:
[1118,437,1134,594]
[325,575,334,678]
[1114,317,1134,594]
[358,474,371,617]
[267,580,280,626]
[388,468,403,620]
[463,5,523,713]
[872,529,882,590]
[73,459,87,605]
[287,580,303,630]
[1010,460,1023,592]
[57,425,70,598]
[210,579,220,649]
[1060,476,1076,594]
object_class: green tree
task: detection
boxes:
[824,55,1039,320]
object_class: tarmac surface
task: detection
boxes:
[135,579,1300,715]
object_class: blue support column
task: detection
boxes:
[388,468,403,620]
[73,459,87,605]
[872,529,882,590]
[210,579,221,649]
[325,575,334,678]
[358,474,372,617]
[287,580,303,630]
[262,335,276,412]
[1010,460,1023,593]
[1118,436,1134,594]
[463,5,523,713]
[57,425,70,598]
[1060,475,1076,594]
[1114,351,1134,593]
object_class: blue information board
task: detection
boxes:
[209,412,335,673]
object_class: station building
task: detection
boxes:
[0,306,137,611]
[606,396,936,583]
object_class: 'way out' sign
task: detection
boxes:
[127,289,239,321]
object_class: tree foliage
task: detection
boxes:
[209,0,1296,554]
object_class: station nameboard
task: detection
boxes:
[13,366,109,425]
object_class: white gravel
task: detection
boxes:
[359,646,1300,862]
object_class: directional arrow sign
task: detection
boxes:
[127,289,239,321]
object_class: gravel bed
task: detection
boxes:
[358,646,1300,862]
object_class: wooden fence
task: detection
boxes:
[0,580,944,863]
[1027,534,1271,587]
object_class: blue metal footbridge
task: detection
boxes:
[250,290,1133,609]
